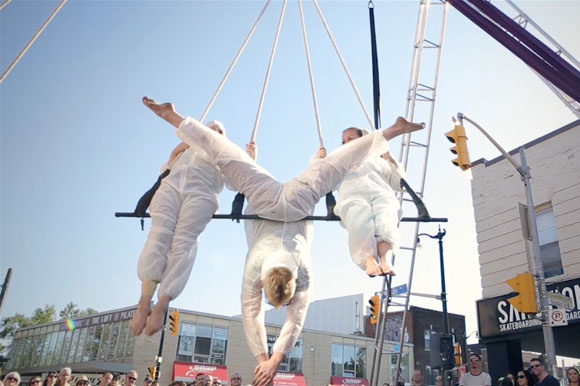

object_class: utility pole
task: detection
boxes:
[457,113,557,373]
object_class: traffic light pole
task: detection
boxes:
[457,113,557,374]
[154,310,169,381]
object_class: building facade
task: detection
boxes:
[470,120,580,380]
[6,302,414,386]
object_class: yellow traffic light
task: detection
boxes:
[453,343,462,366]
[369,295,380,325]
[148,366,157,380]
[506,273,538,313]
[169,309,180,336]
[445,119,471,171]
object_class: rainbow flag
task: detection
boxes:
[65,319,76,331]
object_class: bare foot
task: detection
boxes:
[145,298,169,336]
[365,256,384,277]
[142,96,175,118]
[394,116,425,134]
[130,301,151,336]
[379,256,396,276]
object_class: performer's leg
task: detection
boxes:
[284,118,423,217]
[131,183,180,335]
[143,97,282,213]
[373,191,401,276]
[145,195,217,336]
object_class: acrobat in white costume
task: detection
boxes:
[137,129,224,301]
[334,153,405,271]
[174,117,390,358]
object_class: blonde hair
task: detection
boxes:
[263,267,295,308]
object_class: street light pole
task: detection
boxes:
[457,113,557,373]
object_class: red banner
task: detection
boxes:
[330,376,369,386]
[273,372,306,386]
[173,361,229,383]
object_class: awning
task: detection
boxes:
[173,361,229,383]
[330,376,370,386]
[273,372,306,386]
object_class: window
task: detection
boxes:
[536,208,563,278]
[116,320,130,359]
[331,343,366,378]
[391,352,410,383]
[424,330,431,350]
[76,327,88,363]
[267,336,303,373]
[175,323,229,364]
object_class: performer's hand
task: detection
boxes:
[315,147,326,159]
[246,141,257,161]
[381,151,397,166]
[253,359,277,386]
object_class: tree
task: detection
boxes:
[59,302,98,320]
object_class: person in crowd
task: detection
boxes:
[412,369,425,386]
[436,375,443,386]
[229,373,242,386]
[193,374,205,386]
[130,120,227,337]
[29,376,42,386]
[171,382,185,386]
[142,96,423,386]
[95,373,112,386]
[125,371,138,386]
[211,378,220,386]
[4,373,20,386]
[506,374,515,385]
[43,372,58,386]
[567,368,579,386]
[500,377,514,386]
[334,127,406,276]
[56,368,72,386]
[150,382,159,386]
[530,358,559,386]
[516,369,535,386]
[109,373,120,386]
[75,376,90,386]
[459,354,492,386]
[143,377,152,386]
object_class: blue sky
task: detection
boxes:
[1,0,579,353]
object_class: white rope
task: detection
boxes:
[251,0,288,143]
[298,0,324,148]
[0,0,13,11]
[0,0,67,84]
[311,0,375,130]
[199,0,272,122]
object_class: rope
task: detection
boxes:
[0,0,12,11]
[251,0,288,143]
[311,0,375,130]
[198,0,272,122]
[0,0,67,85]
[298,0,324,148]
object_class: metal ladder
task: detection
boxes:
[500,0,580,119]
[369,2,449,386]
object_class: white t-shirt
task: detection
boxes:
[459,372,492,386]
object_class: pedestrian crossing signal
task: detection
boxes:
[169,309,179,336]
[369,295,380,325]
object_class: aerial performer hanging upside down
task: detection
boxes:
[334,127,406,277]
[130,121,226,337]
[141,96,424,386]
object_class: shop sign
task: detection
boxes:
[272,372,306,386]
[173,361,229,383]
[330,376,369,385]
[59,307,137,331]
[477,277,580,338]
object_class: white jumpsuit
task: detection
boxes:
[137,147,224,300]
[334,155,405,270]
[175,117,389,357]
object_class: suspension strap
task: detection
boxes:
[311,0,375,130]
[199,0,272,122]
[298,0,324,148]
[251,0,288,143]
[0,0,67,85]
[368,0,382,130]
[0,0,12,11]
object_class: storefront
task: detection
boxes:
[329,376,369,386]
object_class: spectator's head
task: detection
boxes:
[5,373,21,386]
[125,371,138,386]
[263,267,295,308]
[230,373,242,386]
[194,374,205,386]
[143,377,152,386]
[517,370,535,386]
[567,368,579,385]
[500,376,513,386]
[171,382,185,386]
[44,371,58,386]
[530,358,546,379]
[75,376,90,386]
[435,376,443,386]
[411,369,423,386]
[99,373,113,386]
[58,369,71,386]
[29,376,42,386]
[469,354,483,373]
[211,378,220,386]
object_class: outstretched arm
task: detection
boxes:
[143,97,185,128]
